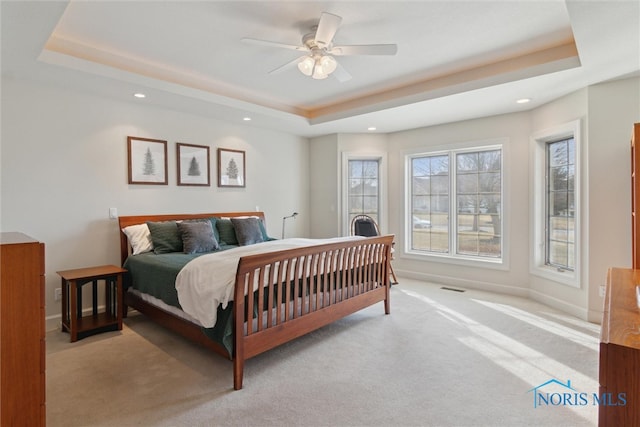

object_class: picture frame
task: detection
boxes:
[127,136,168,185]
[218,148,246,187]
[177,142,210,186]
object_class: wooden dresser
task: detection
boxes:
[1,232,46,426]
[599,268,640,426]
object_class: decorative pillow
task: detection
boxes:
[122,223,154,255]
[256,219,274,241]
[231,217,265,246]
[147,220,183,254]
[215,218,238,245]
[177,221,219,254]
[208,217,221,243]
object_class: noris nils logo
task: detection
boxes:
[528,379,627,408]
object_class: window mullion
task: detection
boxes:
[450,152,457,255]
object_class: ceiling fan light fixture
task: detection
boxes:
[319,55,337,74]
[299,54,337,80]
[244,11,396,83]
[311,61,329,79]
[297,56,315,76]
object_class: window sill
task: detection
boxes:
[530,265,579,288]
[402,250,508,271]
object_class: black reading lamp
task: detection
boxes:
[281,212,299,239]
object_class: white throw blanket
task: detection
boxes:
[175,236,363,328]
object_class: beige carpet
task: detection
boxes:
[46,278,600,426]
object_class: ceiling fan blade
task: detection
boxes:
[241,38,306,51]
[314,12,342,47]
[330,44,398,56]
[332,62,352,82]
[269,56,305,74]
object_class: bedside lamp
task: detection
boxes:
[282,212,298,239]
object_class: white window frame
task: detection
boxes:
[341,153,387,236]
[403,139,508,269]
[530,120,581,288]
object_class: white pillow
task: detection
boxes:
[122,223,154,255]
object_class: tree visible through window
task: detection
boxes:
[348,160,380,225]
[456,150,502,257]
[546,137,575,270]
[409,146,502,260]
[411,155,449,252]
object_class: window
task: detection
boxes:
[407,145,503,262]
[346,158,381,228]
[411,154,450,252]
[531,120,581,287]
[546,138,575,271]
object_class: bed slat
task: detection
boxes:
[233,235,392,389]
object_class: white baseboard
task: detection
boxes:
[527,288,590,321]
[45,304,111,333]
[46,314,61,332]
[394,268,529,298]
[395,268,600,323]
[586,308,604,324]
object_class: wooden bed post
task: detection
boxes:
[233,272,246,390]
[384,282,391,315]
[384,243,392,315]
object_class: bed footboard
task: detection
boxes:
[232,235,393,389]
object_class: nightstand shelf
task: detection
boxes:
[57,265,126,342]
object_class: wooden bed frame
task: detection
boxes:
[118,212,393,390]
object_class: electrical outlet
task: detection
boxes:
[599,284,606,297]
[54,288,62,301]
[109,207,118,219]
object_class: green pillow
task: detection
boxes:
[215,218,238,245]
[147,221,182,254]
[208,217,221,243]
[257,219,274,241]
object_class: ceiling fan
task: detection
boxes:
[241,12,398,82]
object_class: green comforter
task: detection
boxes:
[123,245,240,356]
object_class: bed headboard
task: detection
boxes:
[118,211,266,265]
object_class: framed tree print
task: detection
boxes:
[127,136,168,185]
[218,148,245,187]
[177,143,210,186]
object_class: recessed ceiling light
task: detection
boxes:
[133,93,146,98]
[243,117,252,121]
[516,98,531,104]
[368,127,377,131]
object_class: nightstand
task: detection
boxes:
[57,265,126,342]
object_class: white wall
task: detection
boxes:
[309,134,339,238]
[1,77,310,327]
[528,88,589,317]
[305,82,635,319]
[337,133,390,235]
[528,78,640,321]
[4,73,638,328]
[387,112,532,297]
[309,133,390,237]
[382,77,640,320]
[586,77,640,321]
